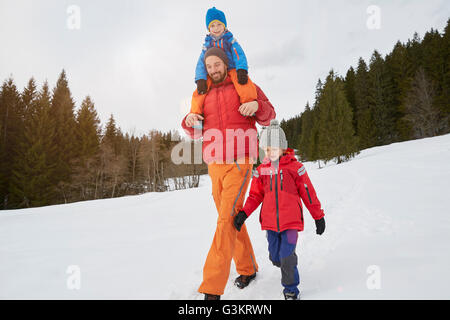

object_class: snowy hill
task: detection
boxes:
[1,134,450,300]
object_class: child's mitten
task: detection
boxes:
[233,210,248,231]
[315,217,326,235]
[237,69,248,85]
[196,79,208,94]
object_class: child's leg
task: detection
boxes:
[190,88,206,115]
[228,69,257,104]
[267,230,281,267]
[190,77,212,117]
[279,230,300,295]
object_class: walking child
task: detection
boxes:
[233,119,326,300]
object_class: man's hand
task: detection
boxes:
[238,101,258,117]
[185,113,204,128]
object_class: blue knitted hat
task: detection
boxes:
[205,7,227,30]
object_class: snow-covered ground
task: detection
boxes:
[1,134,450,299]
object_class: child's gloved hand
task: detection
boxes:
[196,79,207,94]
[237,69,248,85]
[233,210,248,231]
[315,218,326,235]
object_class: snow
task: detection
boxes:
[1,134,450,299]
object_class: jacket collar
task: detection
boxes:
[260,148,297,167]
[206,30,234,42]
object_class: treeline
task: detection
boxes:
[0,70,206,210]
[281,19,450,166]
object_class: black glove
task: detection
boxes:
[237,69,248,85]
[233,210,248,231]
[315,218,325,235]
[196,79,207,94]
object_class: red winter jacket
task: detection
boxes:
[181,73,276,164]
[242,148,325,232]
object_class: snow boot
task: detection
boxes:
[234,273,256,289]
[204,294,221,300]
[283,291,299,300]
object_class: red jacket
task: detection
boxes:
[242,148,325,232]
[181,74,276,164]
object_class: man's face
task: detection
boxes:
[205,55,227,84]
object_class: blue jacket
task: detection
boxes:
[195,30,248,82]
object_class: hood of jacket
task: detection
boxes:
[260,148,297,166]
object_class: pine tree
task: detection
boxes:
[49,70,78,202]
[298,102,313,161]
[0,78,22,209]
[10,81,57,207]
[354,58,375,149]
[385,41,413,141]
[100,114,128,198]
[421,28,447,133]
[442,18,450,131]
[76,96,101,161]
[103,114,121,155]
[317,70,358,164]
[367,50,396,146]
[344,67,357,134]
[280,114,301,151]
[71,96,102,200]
[21,78,37,123]
[404,67,440,138]
[9,78,39,207]
[309,79,324,166]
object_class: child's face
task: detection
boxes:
[264,147,284,162]
[209,21,225,37]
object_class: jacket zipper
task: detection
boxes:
[270,170,273,191]
[280,170,283,190]
[298,202,303,223]
[275,169,280,232]
[217,87,224,132]
[304,183,312,204]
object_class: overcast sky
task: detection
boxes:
[1,0,449,137]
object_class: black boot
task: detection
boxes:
[234,273,256,289]
[204,294,221,300]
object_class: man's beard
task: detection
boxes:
[210,69,227,84]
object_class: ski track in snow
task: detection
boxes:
[1,134,450,299]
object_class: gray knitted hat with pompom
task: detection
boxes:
[259,119,288,149]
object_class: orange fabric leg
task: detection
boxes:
[233,222,258,276]
[190,89,206,115]
[228,69,257,103]
[198,158,258,295]
[190,78,213,115]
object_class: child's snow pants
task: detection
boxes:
[267,229,300,295]
[198,156,259,296]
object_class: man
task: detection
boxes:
[181,47,276,300]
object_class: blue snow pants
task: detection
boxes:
[267,229,300,295]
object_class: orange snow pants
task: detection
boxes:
[198,156,259,296]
